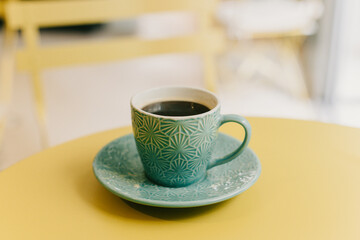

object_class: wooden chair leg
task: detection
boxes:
[31,71,49,148]
[0,28,17,146]
[21,22,49,148]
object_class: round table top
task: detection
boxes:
[1,117,360,239]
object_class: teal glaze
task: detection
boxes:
[93,133,261,208]
[208,114,251,168]
[131,107,251,187]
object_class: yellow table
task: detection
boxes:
[1,118,360,239]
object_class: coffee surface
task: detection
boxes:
[142,101,210,116]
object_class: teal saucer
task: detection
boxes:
[93,133,261,208]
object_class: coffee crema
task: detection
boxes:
[142,101,210,117]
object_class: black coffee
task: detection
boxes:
[142,101,210,116]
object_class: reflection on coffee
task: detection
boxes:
[142,101,210,117]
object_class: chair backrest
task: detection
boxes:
[5,0,224,89]
[4,0,224,147]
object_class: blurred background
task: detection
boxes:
[0,0,359,170]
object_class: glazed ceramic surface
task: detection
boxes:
[93,133,261,208]
[131,86,251,187]
[131,107,220,187]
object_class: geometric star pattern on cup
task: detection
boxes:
[132,108,221,187]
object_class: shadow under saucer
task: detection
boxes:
[122,198,234,221]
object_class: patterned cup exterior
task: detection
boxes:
[131,107,221,187]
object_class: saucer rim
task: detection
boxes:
[93,133,261,208]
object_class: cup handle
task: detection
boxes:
[207,114,251,169]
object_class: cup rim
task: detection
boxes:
[130,86,220,120]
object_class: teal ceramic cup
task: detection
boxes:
[131,86,251,187]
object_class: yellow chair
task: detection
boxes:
[1,0,18,146]
[4,0,225,147]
